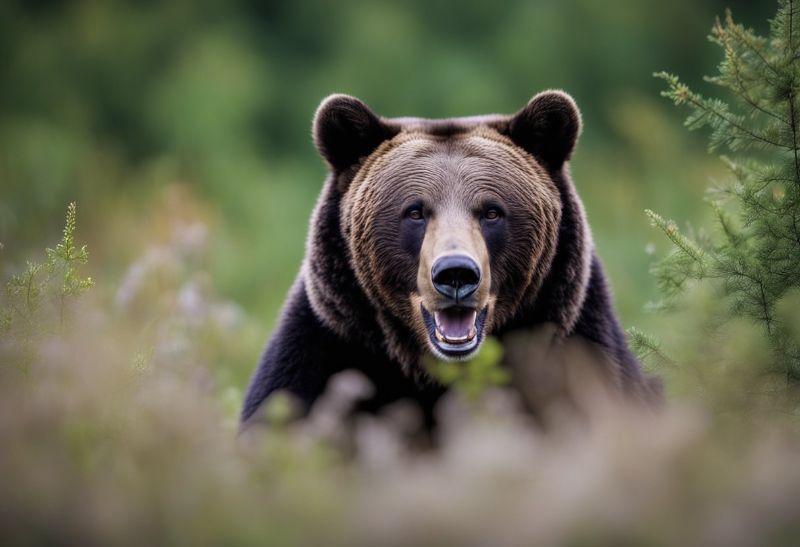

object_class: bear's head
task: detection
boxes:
[306,91,590,378]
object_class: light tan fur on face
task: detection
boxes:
[416,202,491,307]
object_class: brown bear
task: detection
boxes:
[241,91,656,425]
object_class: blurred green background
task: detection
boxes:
[0,0,775,359]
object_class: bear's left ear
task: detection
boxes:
[312,94,397,172]
[507,90,582,169]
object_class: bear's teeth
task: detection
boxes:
[434,328,477,344]
[433,308,477,344]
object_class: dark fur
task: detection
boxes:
[241,92,657,425]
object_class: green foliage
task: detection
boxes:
[47,202,94,322]
[1,202,93,372]
[424,336,509,401]
[644,209,708,305]
[262,391,296,427]
[626,326,675,368]
[650,0,800,383]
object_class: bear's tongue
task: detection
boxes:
[434,308,477,343]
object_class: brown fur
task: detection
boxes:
[342,129,562,373]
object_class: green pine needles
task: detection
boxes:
[648,0,800,381]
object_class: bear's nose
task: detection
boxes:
[431,255,481,302]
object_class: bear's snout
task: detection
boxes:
[431,254,481,304]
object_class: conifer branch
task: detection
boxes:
[655,72,790,151]
[721,10,780,77]
[709,200,743,248]
[709,20,787,124]
[645,209,707,268]
[650,0,800,384]
[626,327,675,368]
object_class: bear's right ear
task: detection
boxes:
[312,94,397,172]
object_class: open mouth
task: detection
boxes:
[421,305,488,359]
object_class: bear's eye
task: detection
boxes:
[484,208,501,221]
[407,208,424,221]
